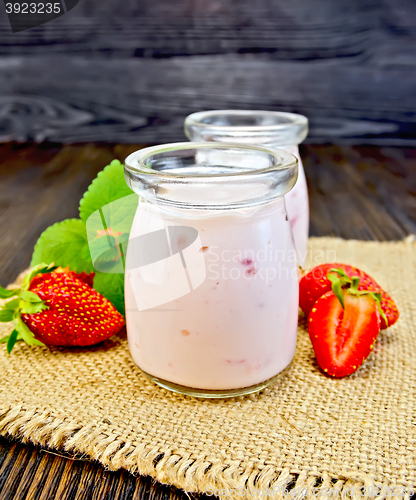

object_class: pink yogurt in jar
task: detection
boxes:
[124,142,299,397]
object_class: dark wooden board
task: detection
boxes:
[306,145,416,240]
[0,142,415,499]
[0,437,206,500]
[1,0,415,61]
[0,56,415,145]
[0,0,385,58]
[0,0,415,144]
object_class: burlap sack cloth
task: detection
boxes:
[0,237,415,499]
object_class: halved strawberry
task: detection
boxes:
[0,264,124,352]
[300,263,398,329]
[308,289,381,377]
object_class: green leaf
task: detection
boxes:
[7,329,19,354]
[79,160,135,223]
[87,233,124,274]
[0,286,19,299]
[0,309,14,322]
[1,330,25,344]
[38,264,58,274]
[20,290,43,303]
[350,276,360,292]
[332,281,345,309]
[328,268,351,286]
[19,301,48,315]
[93,272,125,316]
[330,268,349,279]
[327,273,339,284]
[376,301,388,326]
[84,192,137,274]
[365,291,388,326]
[14,315,45,346]
[80,160,136,278]
[22,264,56,290]
[79,160,137,315]
[31,219,94,273]
[5,298,19,310]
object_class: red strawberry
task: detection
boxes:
[299,263,398,329]
[0,264,124,352]
[68,270,94,288]
[308,289,381,377]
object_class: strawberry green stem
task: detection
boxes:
[326,268,388,325]
[0,263,56,352]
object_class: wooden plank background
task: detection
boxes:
[0,0,415,145]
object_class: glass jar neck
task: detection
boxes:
[124,142,298,211]
[136,196,287,221]
[184,110,308,147]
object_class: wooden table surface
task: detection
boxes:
[0,142,415,499]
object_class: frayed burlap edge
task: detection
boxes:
[0,405,410,500]
[0,236,415,500]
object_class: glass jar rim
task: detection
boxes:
[184,110,308,145]
[124,142,298,210]
[124,141,297,179]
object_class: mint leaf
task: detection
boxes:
[31,219,93,273]
[0,309,14,322]
[85,199,134,275]
[79,160,135,223]
[88,235,121,273]
[84,191,137,274]
[79,160,139,316]
[93,272,125,316]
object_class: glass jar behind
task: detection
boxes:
[124,142,299,398]
[184,110,309,266]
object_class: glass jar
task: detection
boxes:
[124,142,299,398]
[184,110,309,266]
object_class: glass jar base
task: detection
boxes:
[141,364,292,399]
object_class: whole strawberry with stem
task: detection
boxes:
[0,264,124,352]
[299,263,399,329]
